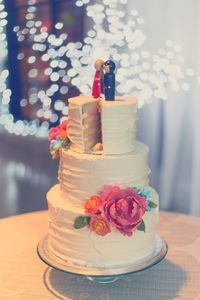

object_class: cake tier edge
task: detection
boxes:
[47,184,159,268]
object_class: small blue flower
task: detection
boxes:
[133,187,152,211]
[146,205,152,212]
[56,135,62,142]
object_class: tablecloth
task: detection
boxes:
[0,211,200,300]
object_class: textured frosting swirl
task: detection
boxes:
[58,142,150,208]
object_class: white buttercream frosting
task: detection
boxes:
[58,142,150,208]
[67,95,137,155]
[46,94,159,269]
[101,97,137,154]
[47,184,159,268]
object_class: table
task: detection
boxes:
[0,211,200,300]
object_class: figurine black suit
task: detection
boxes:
[103,60,116,101]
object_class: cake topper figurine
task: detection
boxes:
[92,59,104,98]
[103,60,116,101]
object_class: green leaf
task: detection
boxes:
[137,219,146,232]
[74,216,90,229]
[148,201,158,208]
[62,137,70,149]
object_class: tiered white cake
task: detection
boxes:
[47,96,159,268]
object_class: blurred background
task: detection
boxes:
[0,0,200,218]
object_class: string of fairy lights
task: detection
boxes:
[0,0,71,136]
[0,0,11,132]
[0,0,199,137]
[70,0,197,106]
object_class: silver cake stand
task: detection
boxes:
[37,234,168,283]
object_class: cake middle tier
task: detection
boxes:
[59,141,150,207]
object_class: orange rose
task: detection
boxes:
[89,215,110,236]
[59,128,67,140]
[84,195,102,214]
[59,120,68,140]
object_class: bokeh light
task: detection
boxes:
[0,0,199,137]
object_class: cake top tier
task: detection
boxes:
[68,95,137,105]
[67,95,137,155]
[69,95,95,105]
[48,59,138,158]
[101,96,137,106]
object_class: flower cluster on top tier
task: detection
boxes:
[48,120,70,159]
[74,186,157,237]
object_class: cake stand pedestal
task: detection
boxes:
[37,234,168,283]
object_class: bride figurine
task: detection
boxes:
[92,59,104,98]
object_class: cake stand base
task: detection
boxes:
[86,275,120,283]
[37,234,168,283]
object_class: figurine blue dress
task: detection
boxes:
[103,60,116,101]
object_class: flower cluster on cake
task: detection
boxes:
[75,186,157,237]
[46,59,159,268]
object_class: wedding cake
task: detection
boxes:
[47,94,159,268]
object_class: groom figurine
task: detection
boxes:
[103,60,116,101]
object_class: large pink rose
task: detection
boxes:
[101,186,147,236]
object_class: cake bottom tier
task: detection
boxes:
[47,184,159,268]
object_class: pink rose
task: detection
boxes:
[101,186,147,236]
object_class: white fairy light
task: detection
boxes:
[62,75,70,83]
[186,68,195,77]
[27,56,36,64]
[35,20,42,27]
[26,20,34,28]
[174,45,182,52]
[62,106,69,116]
[54,100,65,111]
[58,60,67,69]
[166,40,173,47]
[27,6,37,13]
[55,22,63,30]
[28,69,38,78]
[28,0,37,5]
[37,109,43,118]
[50,114,59,123]
[50,60,59,68]
[60,86,69,94]
[29,27,36,35]
[26,13,34,20]
[20,99,28,107]
[0,19,7,26]
[41,53,50,62]
[0,0,199,137]
[182,83,190,91]
[43,110,52,119]
[50,72,60,82]
[17,53,25,60]
[58,69,65,77]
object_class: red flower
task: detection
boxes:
[59,120,68,140]
[48,126,60,141]
[60,120,68,130]
[48,120,68,141]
